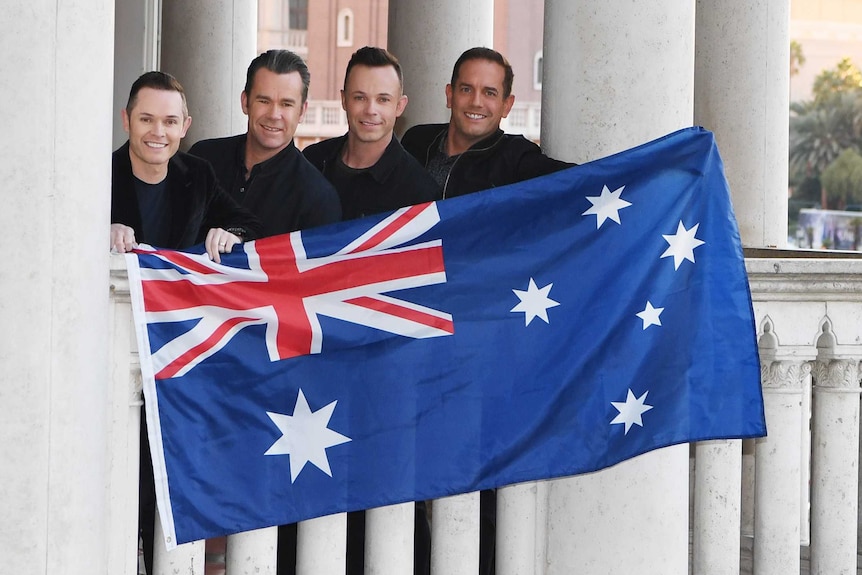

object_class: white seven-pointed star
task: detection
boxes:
[582,185,632,229]
[265,389,352,483]
[511,278,561,326]
[636,301,664,330]
[661,221,706,270]
[610,389,654,435]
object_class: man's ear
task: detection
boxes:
[445,84,453,110]
[299,100,309,123]
[241,91,249,115]
[121,109,130,134]
[340,89,347,112]
[181,116,192,138]
[395,94,408,117]
[501,94,515,118]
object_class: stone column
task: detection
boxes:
[387,0,494,133]
[366,502,414,575]
[540,2,694,573]
[431,493,481,575]
[692,440,742,575]
[0,1,114,574]
[226,527,278,574]
[694,1,790,248]
[297,514,346,575]
[161,0,257,147]
[809,322,860,575]
[755,360,807,575]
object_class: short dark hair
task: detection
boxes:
[450,47,514,99]
[126,71,188,117]
[343,46,404,91]
[245,50,311,103]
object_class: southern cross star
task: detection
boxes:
[582,185,632,229]
[265,389,352,482]
[511,278,560,326]
[636,301,664,330]
[661,221,705,270]
[610,389,654,435]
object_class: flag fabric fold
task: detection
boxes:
[126,126,765,547]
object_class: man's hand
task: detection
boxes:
[110,223,138,253]
[205,228,242,264]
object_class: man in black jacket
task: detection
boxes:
[303,46,440,220]
[401,47,572,199]
[111,71,262,575]
[111,72,261,262]
[189,50,341,236]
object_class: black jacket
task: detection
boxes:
[302,134,442,221]
[111,142,263,248]
[400,123,573,199]
[189,134,342,236]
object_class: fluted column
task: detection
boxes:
[388,0,493,132]
[540,2,693,573]
[0,2,113,574]
[809,321,860,575]
[755,358,807,575]
[161,0,257,147]
[694,0,790,248]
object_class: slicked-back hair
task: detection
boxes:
[450,47,515,99]
[245,50,311,103]
[126,71,189,117]
[343,46,404,92]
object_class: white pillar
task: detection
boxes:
[366,502,414,575]
[161,0,257,147]
[693,440,742,575]
[755,361,806,575]
[0,1,114,574]
[297,513,347,575]
[694,0,790,248]
[388,0,494,132]
[541,2,693,573]
[153,512,206,575]
[226,526,278,574]
[497,482,548,575]
[809,323,860,575]
[431,493,480,575]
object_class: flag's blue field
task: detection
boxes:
[126,126,765,547]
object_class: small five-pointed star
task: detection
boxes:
[265,389,352,482]
[636,301,664,330]
[661,221,705,270]
[582,185,632,229]
[511,278,560,326]
[610,389,654,435]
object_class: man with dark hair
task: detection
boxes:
[303,46,440,220]
[111,70,262,575]
[189,50,341,236]
[303,46,438,575]
[401,46,572,199]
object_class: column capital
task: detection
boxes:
[811,359,861,391]
[761,360,810,390]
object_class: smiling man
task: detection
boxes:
[111,71,261,261]
[302,46,440,221]
[401,47,572,199]
[189,50,341,236]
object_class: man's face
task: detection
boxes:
[445,58,515,148]
[341,64,407,145]
[242,68,307,155]
[122,87,191,170]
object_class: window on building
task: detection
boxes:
[289,0,307,30]
[534,51,543,91]
[337,8,354,47]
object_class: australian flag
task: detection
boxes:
[126,126,766,547]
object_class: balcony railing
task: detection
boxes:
[108,250,862,574]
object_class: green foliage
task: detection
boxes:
[811,57,862,103]
[790,40,806,77]
[789,91,862,180]
[820,148,862,209]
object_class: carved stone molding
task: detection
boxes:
[811,359,861,390]
[761,360,811,390]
